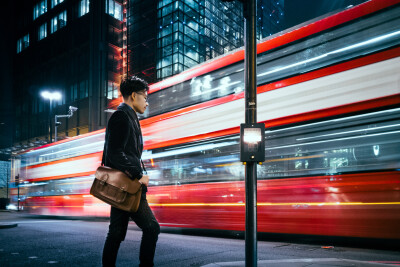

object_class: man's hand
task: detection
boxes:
[139,175,149,186]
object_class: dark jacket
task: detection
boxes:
[103,102,147,194]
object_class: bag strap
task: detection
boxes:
[141,160,147,175]
[101,142,106,166]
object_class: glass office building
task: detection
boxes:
[127,0,285,81]
[156,0,244,80]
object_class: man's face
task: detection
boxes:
[132,91,148,114]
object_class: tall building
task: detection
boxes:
[127,0,285,82]
[12,0,125,147]
[155,0,244,80]
[126,0,158,83]
[12,0,370,150]
[10,0,286,148]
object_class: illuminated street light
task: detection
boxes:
[41,91,62,101]
[41,90,62,142]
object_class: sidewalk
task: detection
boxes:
[0,209,18,229]
[203,258,398,266]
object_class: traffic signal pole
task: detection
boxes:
[244,0,258,266]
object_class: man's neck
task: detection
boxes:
[123,100,138,113]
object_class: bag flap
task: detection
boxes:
[95,166,141,194]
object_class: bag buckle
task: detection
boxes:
[100,174,109,185]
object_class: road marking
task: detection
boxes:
[48,261,58,264]
[8,220,71,224]
[370,261,400,265]
[203,258,400,266]
[29,256,38,259]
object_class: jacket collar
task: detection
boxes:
[118,102,139,122]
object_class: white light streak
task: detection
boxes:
[296,124,400,141]
[269,108,400,134]
[38,141,104,158]
[142,141,236,160]
[258,30,400,78]
[268,130,400,150]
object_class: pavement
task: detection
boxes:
[202,258,398,266]
[0,210,400,267]
[0,210,18,229]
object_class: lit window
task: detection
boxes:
[51,10,67,33]
[38,23,47,40]
[33,0,47,20]
[106,0,123,21]
[51,0,64,8]
[106,81,119,99]
[79,0,90,17]
[17,34,29,53]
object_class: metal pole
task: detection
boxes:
[17,183,20,211]
[244,0,257,266]
[55,116,58,142]
[6,161,9,200]
[49,99,53,142]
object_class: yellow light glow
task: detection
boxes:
[148,202,400,207]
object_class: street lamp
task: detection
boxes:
[41,90,62,142]
[54,106,78,142]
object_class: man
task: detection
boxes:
[102,76,160,267]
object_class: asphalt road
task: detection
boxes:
[1,211,400,266]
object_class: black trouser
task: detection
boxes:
[102,198,160,267]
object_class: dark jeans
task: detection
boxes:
[102,198,160,267]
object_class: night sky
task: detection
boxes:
[285,0,368,28]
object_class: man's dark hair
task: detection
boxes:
[120,76,149,99]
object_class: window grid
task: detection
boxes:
[33,0,47,20]
[38,23,47,40]
[156,0,243,80]
[17,34,30,53]
[79,0,90,17]
[51,10,67,34]
[106,0,123,21]
[51,0,64,9]
[106,81,119,99]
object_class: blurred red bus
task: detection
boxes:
[12,0,400,239]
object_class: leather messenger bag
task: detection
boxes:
[90,166,142,213]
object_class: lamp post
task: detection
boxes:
[241,0,263,266]
[41,91,62,142]
[54,106,78,142]
[221,0,261,265]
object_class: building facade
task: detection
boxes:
[127,0,285,82]
[11,0,287,147]
[13,0,125,147]
[155,0,244,80]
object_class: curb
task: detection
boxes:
[201,258,398,267]
[0,223,18,229]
